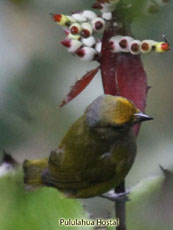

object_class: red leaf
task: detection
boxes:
[59,67,99,107]
[116,54,147,112]
[116,54,148,135]
[100,26,120,96]
[100,21,148,135]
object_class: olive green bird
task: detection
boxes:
[23,95,152,198]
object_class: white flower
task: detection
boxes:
[76,47,96,61]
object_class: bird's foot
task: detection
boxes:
[99,189,130,202]
[100,152,111,160]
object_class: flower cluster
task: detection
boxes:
[52,10,106,61]
[109,36,170,55]
[52,0,170,62]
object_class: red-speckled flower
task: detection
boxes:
[67,33,81,40]
[81,23,93,38]
[76,47,96,61]
[72,13,87,22]
[91,17,106,32]
[108,35,123,52]
[61,39,82,53]
[129,40,141,55]
[154,42,170,52]
[140,40,156,53]
[52,14,70,26]
[119,36,134,52]
[82,10,97,20]
[81,36,96,47]
[70,23,82,35]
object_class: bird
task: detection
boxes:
[23,95,153,198]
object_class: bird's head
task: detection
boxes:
[85,95,153,130]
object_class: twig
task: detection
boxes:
[115,181,126,230]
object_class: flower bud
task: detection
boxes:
[72,13,87,22]
[67,33,81,40]
[119,36,134,52]
[153,42,170,52]
[66,16,77,24]
[91,17,106,32]
[129,40,141,55]
[52,14,70,26]
[81,36,96,47]
[82,10,97,20]
[76,47,96,61]
[70,23,82,35]
[61,39,82,53]
[81,23,93,38]
[108,35,123,53]
[140,40,156,53]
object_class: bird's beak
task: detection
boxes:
[134,112,153,123]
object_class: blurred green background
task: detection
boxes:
[0,0,173,229]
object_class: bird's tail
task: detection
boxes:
[23,158,48,189]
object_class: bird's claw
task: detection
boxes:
[99,190,130,202]
[100,152,111,160]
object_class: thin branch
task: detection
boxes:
[115,181,126,230]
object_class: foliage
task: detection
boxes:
[0,169,92,230]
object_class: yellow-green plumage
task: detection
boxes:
[23,95,152,198]
[24,158,48,189]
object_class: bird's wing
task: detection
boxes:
[42,147,117,190]
[43,117,126,190]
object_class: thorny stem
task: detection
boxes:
[100,7,130,230]
[100,3,148,230]
[115,181,126,230]
[100,5,132,95]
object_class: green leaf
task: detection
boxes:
[108,172,173,230]
[122,0,170,20]
[0,169,93,230]
[129,175,164,201]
